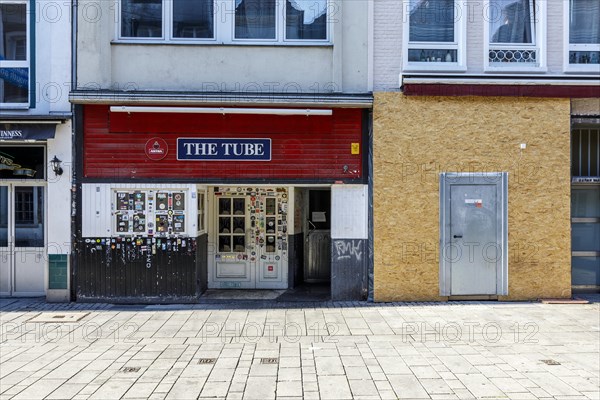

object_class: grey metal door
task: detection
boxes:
[305,230,331,282]
[440,173,508,296]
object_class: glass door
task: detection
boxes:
[0,186,10,295]
[0,184,46,296]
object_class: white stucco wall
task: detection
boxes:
[32,1,72,114]
[76,0,370,93]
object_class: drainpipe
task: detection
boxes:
[70,0,78,301]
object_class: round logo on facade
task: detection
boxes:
[145,138,168,161]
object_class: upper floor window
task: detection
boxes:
[567,0,600,71]
[0,1,29,107]
[118,0,329,44]
[486,0,545,71]
[403,0,465,71]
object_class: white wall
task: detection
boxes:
[46,121,72,255]
[27,1,72,114]
[374,0,573,91]
[76,0,370,93]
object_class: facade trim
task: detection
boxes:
[69,91,374,108]
[403,83,599,98]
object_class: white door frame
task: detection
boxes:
[0,181,47,297]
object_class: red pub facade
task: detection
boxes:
[73,100,372,302]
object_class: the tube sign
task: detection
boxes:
[177,138,271,161]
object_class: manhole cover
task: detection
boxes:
[540,359,561,365]
[198,358,216,364]
[28,312,89,323]
[120,367,141,373]
[260,358,278,364]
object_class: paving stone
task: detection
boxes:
[199,381,230,398]
[348,379,378,396]
[387,374,430,399]
[318,375,352,399]
[276,380,302,397]
[243,376,276,400]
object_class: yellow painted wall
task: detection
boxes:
[373,94,572,301]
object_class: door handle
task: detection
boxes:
[453,235,463,239]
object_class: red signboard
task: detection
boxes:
[145,137,168,160]
[83,105,364,181]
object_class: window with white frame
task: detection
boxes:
[568,0,600,67]
[119,0,329,43]
[0,1,29,106]
[404,0,462,68]
[486,0,542,68]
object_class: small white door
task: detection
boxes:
[208,187,288,289]
[0,185,46,296]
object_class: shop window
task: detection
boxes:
[404,0,465,71]
[14,186,44,247]
[485,0,545,71]
[197,191,205,233]
[113,189,187,236]
[571,125,600,291]
[118,0,329,44]
[566,0,600,71]
[572,128,600,177]
[0,147,45,180]
[0,2,29,107]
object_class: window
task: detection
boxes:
[197,191,205,232]
[485,0,545,70]
[404,0,465,70]
[567,0,600,70]
[0,1,29,106]
[118,0,329,43]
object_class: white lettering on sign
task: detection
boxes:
[222,143,265,156]
[0,130,23,138]
[184,142,218,156]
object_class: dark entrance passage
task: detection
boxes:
[305,189,331,283]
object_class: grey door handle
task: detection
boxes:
[453,235,463,239]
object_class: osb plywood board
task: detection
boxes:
[373,94,571,302]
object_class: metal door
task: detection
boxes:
[304,190,331,282]
[0,184,46,296]
[208,187,288,289]
[306,230,331,282]
[440,173,508,296]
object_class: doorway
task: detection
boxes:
[304,189,331,283]
[0,185,46,296]
[207,187,289,289]
[440,173,508,296]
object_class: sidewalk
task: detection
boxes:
[1,297,598,400]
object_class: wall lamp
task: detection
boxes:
[50,155,63,176]
[110,106,333,116]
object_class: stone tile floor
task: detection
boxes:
[0,296,598,399]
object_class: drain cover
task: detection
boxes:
[28,312,89,323]
[540,359,561,365]
[260,358,279,364]
[120,367,141,373]
[198,358,216,364]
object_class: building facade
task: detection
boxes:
[373,0,599,301]
[70,0,373,302]
[0,0,72,301]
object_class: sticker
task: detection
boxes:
[351,142,360,155]
[465,199,483,208]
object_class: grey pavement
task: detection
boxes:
[0,296,598,400]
